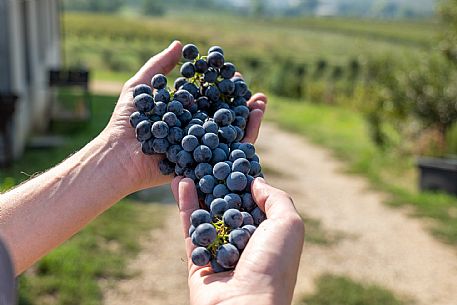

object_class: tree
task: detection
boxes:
[300,0,319,14]
[142,0,165,16]
[64,0,124,12]
[250,0,265,16]
[440,0,457,64]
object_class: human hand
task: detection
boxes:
[172,177,304,305]
[98,41,267,193]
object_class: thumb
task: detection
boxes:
[251,178,300,222]
[126,40,183,89]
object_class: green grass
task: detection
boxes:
[18,201,165,305]
[274,17,439,48]
[267,96,457,245]
[63,13,432,78]
[298,274,409,305]
[1,93,167,305]
[302,216,344,246]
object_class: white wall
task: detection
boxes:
[2,0,61,162]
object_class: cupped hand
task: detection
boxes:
[98,41,268,192]
[172,177,304,305]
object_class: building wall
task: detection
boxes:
[0,0,11,92]
[0,0,60,163]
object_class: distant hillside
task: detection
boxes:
[322,0,436,18]
[64,0,438,18]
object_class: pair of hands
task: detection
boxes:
[105,41,304,305]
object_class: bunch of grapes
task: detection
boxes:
[129,44,266,272]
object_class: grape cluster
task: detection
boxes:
[129,44,266,272]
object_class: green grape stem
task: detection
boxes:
[207,220,231,255]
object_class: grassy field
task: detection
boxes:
[266,97,457,245]
[299,274,409,305]
[63,12,435,86]
[0,93,168,305]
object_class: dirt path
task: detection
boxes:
[103,203,189,305]
[257,124,457,305]
[97,81,457,305]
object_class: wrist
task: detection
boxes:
[94,128,172,194]
[216,293,277,305]
[86,132,138,197]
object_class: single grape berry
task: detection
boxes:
[174,90,195,108]
[195,59,209,73]
[210,198,228,219]
[224,193,242,209]
[214,109,233,126]
[154,101,167,117]
[152,138,169,154]
[183,44,199,60]
[154,89,170,103]
[223,209,243,229]
[174,77,187,90]
[241,193,256,212]
[216,244,239,269]
[241,211,254,226]
[220,63,236,79]
[192,247,211,266]
[151,74,167,89]
[199,175,216,194]
[213,162,231,180]
[133,84,152,97]
[203,121,218,134]
[195,163,213,179]
[204,68,218,83]
[177,150,194,168]
[213,183,229,198]
[229,228,250,250]
[168,100,184,115]
[226,172,248,192]
[208,51,225,69]
[152,121,169,139]
[159,159,175,175]
[232,158,251,175]
[193,223,217,247]
[211,148,227,164]
[135,120,152,142]
[242,224,257,236]
[134,93,154,113]
[181,62,196,78]
[202,133,219,149]
[217,79,235,95]
[188,125,205,138]
[190,209,212,227]
[130,112,148,128]
[181,82,200,98]
[193,145,213,163]
[205,85,220,102]
[162,112,178,127]
[208,46,224,55]
[251,207,267,225]
[239,143,256,159]
[229,149,246,162]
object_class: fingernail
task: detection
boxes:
[256,177,266,184]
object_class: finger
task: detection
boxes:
[171,176,182,205]
[174,178,200,259]
[247,92,268,113]
[251,178,300,221]
[126,40,183,89]
[234,72,244,80]
[242,109,263,144]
